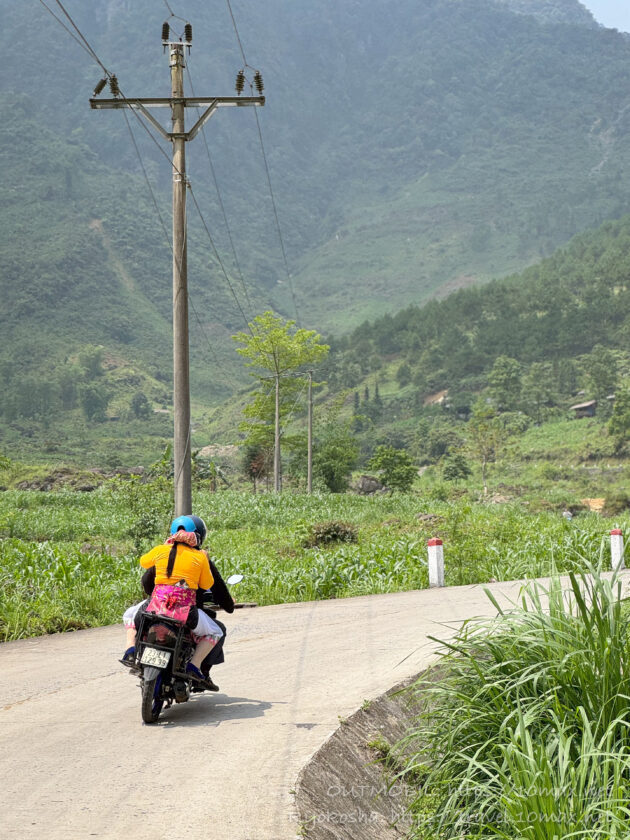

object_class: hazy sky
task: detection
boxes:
[582,1,630,32]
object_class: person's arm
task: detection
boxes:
[208,560,235,613]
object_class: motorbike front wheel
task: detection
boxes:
[141,668,164,724]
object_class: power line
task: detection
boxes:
[223,0,301,325]
[121,111,236,384]
[225,0,248,67]
[187,184,254,332]
[37,0,90,55]
[251,104,301,325]
[40,1,241,389]
[52,0,108,73]
[185,62,255,319]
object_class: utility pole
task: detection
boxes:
[90,24,264,516]
[274,372,281,493]
[171,42,191,518]
[307,370,313,494]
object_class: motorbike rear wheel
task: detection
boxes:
[141,671,164,724]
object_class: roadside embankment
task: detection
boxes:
[296,676,422,840]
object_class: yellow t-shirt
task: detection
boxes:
[140,544,214,590]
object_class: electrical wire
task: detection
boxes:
[223,0,301,325]
[185,61,254,319]
[278,376,309,439]
[52,0,109,73]
[41,1,255,331]
[37,0,91,55]
[121,110,234,380]
[187,184,254,332]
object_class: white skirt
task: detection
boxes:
[123,600,223,642]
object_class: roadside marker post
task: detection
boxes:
[610,529,625,572]
[427,538,445,588]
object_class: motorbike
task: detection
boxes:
[132,574,243,724]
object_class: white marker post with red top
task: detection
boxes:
[610,529,625,572]
[427,538,445,588]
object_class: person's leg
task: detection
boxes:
[187,611,223,683]
[121,602,144,660]
[201,620,226,676]
[190,638,214,669]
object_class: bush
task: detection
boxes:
[302,520,358,548]
[603,490,630,515]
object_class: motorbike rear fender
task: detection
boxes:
[142,666,162,682]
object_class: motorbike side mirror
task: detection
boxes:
[227,574,243,586]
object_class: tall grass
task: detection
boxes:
[401,566,630,838]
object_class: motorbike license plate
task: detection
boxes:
[141,647,171,668]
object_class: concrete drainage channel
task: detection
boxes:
[295,676,424,840]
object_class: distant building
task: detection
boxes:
[569,399,597,418]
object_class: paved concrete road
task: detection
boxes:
[0,578,612,840]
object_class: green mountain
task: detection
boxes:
[6,0,630,463]
[319,212,630,435]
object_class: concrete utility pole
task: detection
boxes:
[274,373,281,493]
[90,26,264,516]
[307,370,313,494]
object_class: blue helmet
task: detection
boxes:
[170,514,207,547]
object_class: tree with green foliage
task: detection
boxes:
[78,345,104,380]
[233,312,329,481]
[291,395,358,493]
[368,445,416,492]
[521,362,554,423]
[608,385,630,453]
[442,453,472,483]
[78,382,109,422]
[314,424,359,493]
[130,391,151,420]
[583,344,617,416]
[467,400,506,496]
[424,422,463,462]
[488,356,522,411]
[396,362,412,388]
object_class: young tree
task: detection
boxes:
[368,445,417,492]
[232,311,329,489]
[241,442,271,493]
[466,400,506,496]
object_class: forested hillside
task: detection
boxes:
[6,0,630,464]
[322,214,630,433]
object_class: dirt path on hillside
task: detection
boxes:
[1,579,616,840]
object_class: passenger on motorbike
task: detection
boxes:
[141,555,234,686]
[122,515,223,685]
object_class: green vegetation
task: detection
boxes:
[401,567,630,838]
[5,0,630,455]
[1,483,627,641]
[232,310,328,473]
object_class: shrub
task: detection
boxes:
[603,490,630,515]
[302,520,358,548]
